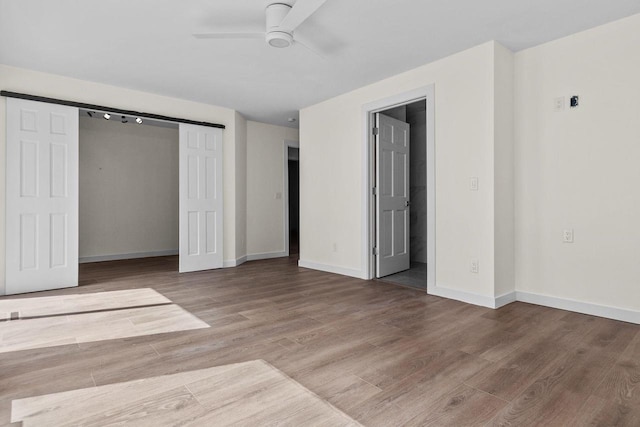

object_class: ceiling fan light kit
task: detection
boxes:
[266,31,293,48]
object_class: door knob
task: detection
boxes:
[405,200,411,207]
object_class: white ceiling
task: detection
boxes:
[1,1,639,128]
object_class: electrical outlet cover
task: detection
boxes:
[563,229,574,243]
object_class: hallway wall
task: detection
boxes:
[407,102,427,264]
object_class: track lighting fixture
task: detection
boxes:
[88,110,146,125]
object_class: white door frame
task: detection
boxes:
[283,139,299,257]
[361,85,435,291]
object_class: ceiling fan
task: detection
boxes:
[193,0,328,54]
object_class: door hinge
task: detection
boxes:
[372,246,379,256]
[372,187,378,196]
[372,127,379,136]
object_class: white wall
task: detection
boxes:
[514,13,640,312]
[246,120,299,258]
[0,64,243,295]
[493,44,516,298]
[79,117,178,260]
[300,42,510,302]
[234,112,248,262]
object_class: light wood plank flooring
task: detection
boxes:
[11,360,359,426]
[0,289,209,354]
[0,255,639,426]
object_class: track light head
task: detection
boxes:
[87,111,93,118]
[121,116,128,123]
[103,113,111,120]
[135,117,143,124]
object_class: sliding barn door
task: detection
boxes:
[376,113,410,277]
[179,124,223,272]
[5,98,79,294]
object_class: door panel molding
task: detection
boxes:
[376,113,410,277]
[6,98,79,294]
[179,124,224,272]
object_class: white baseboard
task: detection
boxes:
[246,251,288,261]
[516,291,640,325]
[298,260,367,280]
[79,250,178,264]
[428,285,498,309]
[495,291,517,308]
[224,255,247,268]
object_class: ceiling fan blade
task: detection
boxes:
[279,0,328,32]
[193,32,264,40]
[295,38,325,59]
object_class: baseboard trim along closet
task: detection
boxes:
[79,250,179,264]
[224,256,248,268]
[495,291,518,308]
[246,251,288,261]
[298,260,367,280]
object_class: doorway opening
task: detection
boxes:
[375,101,427,289]
[4,96,224,295]
[287,147,300,258]
[363,85,435,292]
[284,140,300,260]
[78,109,180,281]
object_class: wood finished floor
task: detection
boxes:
[0,289,209,354]
[11,360,360,426]
[1,255,639,426]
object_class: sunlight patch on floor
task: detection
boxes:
[0,289,208,354]
[11,360,360,426]
[0,288,171,318]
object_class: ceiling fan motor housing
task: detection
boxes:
[266,3,293,48]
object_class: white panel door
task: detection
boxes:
[376,113,410,277]
[179,124,223,272]
[6,98,79,294]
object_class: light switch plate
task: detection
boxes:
[470,177,479,191]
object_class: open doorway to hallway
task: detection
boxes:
[374,99,428,290]
[287,147,300,258]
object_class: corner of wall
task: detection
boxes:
[222,116,237,263]
[0,94,5,296]
[246,120,299,259]
[492,41,516,299]
[234,112,248,260]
